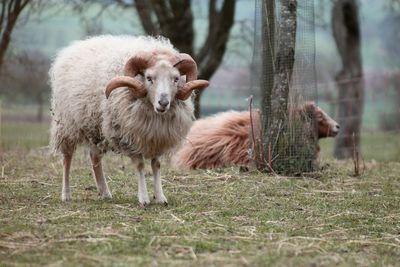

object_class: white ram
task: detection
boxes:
[49,35,208,205]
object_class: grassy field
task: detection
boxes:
[0,148,399,266]
[319,132,400,162]
[0,122,49,151]
[1,106,400,266]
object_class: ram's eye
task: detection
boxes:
[146,77,153,83]
[174,77,179,83]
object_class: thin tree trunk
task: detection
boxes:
[260,0,297,172]
[193,0,235,118]
[332,0,364,159]
[257,0,275,170]
[0,0,31,69]
[192,91,203,119]
[395,74,400,129]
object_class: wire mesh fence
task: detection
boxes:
[198,0,399,172]
[247,0,319,174]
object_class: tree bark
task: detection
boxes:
[332,0,364,159]
[133,0,235,118]
[260,0,297,172]
[257,0,275,170]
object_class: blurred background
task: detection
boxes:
[0,0,399,161]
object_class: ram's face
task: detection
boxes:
[144,61,182,114]
[316,107,340,138]
[302,102,340,139]
[105,53,209,108]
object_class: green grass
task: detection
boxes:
[1,107,399,266]
[0,122,49,150]
[0,104,51,150]
[320,132,400,162]
[0,147,399,266]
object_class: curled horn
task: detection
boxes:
[105,52,153,99]
[173,53,209,100]
[105,76,147,99]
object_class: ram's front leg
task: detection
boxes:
[131,155,150,207]
[151,158,168,206]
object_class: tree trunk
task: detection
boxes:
[257,0,275,170]
[0,0,31,69]
[192,91,203,119]
[267,0,297,138]
[332,0,364,159]
[259,0,298,173]
[395,74,400,129]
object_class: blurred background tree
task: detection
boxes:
[379,1,400,132]
[0,0,54,124]
[0,0,32,69]
[1,51,50,122]
[331,0,364,159]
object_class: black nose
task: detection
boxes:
[336,124,340,129]
[158,99,169,108]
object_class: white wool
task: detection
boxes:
[49,35,194,158]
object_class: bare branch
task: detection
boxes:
[196,0,236,80]
[195,0,217,63]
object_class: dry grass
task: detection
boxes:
[0,146,399,266]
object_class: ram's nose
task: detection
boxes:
[155,94,170,114]
[331,123,340,136]
[158,98,169,108]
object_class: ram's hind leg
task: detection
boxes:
[61,152,73,202]
[90,148,112,199]
[131,155,150,207]
[151,158,168,205]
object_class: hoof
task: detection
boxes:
[153,195,168,206]
[138,201,150,208]
[62,194,72,202]
[99,191,113,200]
[138,193,150,208]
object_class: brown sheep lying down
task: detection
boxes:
[173,102,340,170]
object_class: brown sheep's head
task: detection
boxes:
[303,102,340,138]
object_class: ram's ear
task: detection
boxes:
[105,76,147,99]
[303,101,316,111]
[175,80,209,100]
[302,101,317,120]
